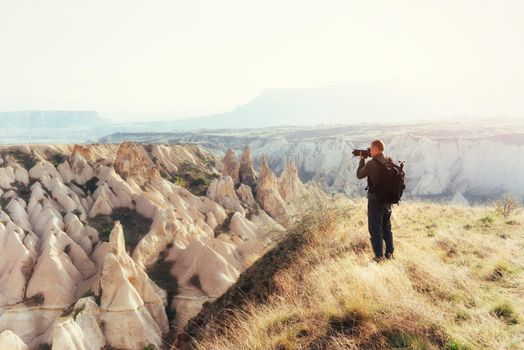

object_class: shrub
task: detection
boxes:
[7,150,37,170]
[274,336,294,350]
[173,176,187,188]
[383,329,432,349]
[170,163,217,196]
[84,176,100,195]
[479,214,496,225]
[495,194,520,218]
[49,153,68,167]
[213,211,234,237]
[447,339,472,350]
[0,197,10,209]
[88,207,153,252]
[189,274,202,290]
[454,309,470,322]
[435,238,458,257]
[15,180,35,204]
[486,261,515,282]
[327,306,369,335]
[100,228,112,241]
[490,301,519,325]
[25,293,45,307]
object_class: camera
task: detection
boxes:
[352,148,371,158]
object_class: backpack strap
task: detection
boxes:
[370,157,389,192]
[367,158,382,192]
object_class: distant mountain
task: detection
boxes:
[3,78,524,142]
[0,111,108,129]
[0,111,111,144]
[168,78,524,129]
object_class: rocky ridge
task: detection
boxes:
[99,120,524,202]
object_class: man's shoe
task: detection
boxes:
[372,256,385,263]
[385,253,395,260]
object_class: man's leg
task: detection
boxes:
[367,199,384,259]
[382,204,394,258]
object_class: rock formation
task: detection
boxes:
[0,330,27,350]
[255,155,291,227]
[0,142,311,349]
[278,160,308,203]
[222,148,240,186]
[239,146,257,188]
[103,121,524,202]
[113,142,154,187]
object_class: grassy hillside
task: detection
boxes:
[176,198,524,350]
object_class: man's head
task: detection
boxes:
[370,140,385,157]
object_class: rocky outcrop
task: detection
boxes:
[222,148,240,185]
[0,330,27,350]
[44,297,105,350]
[0,142,310,349]
[451,192,469,206]
[278,160,308,203]
[236,184,257,208]
[99,222,168,349]
[206,177,245,214]
[105,121,524,202]
[113,142,154,187]
[255,155,291,227]
[239,146,257,187]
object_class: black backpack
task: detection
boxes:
[371,158,406,204]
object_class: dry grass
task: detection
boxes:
[179,198,524,350]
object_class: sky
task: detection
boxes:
[1,0,523,122]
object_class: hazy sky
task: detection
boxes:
[1,0,523,121]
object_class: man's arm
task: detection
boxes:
[356,158,372,179]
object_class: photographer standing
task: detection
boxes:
[356,140,395,262]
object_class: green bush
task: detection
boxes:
[49,153,68,167]
[100,228,112,241]
[173,176,187,188]
[479,214,496,225]
[88,208,153,252]
[384,330,432,349]
[7,150,37,170]
[447,339,472,350]
[24,293,45,307]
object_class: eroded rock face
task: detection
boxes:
[239,146,257,187]
[0,143,311,349]
[99,222,168,349]
[256,155,291,227]
[0,330,27,350]
[279,160,308,203]
[207,176,244,214]
[236,184,257,208]
[222,148,240,186]
[114,142,154,187]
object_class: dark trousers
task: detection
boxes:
[367,198,394,258]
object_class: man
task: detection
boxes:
[356,140,394,262]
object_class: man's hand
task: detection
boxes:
[360,151,365,160]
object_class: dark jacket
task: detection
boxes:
[356,153,392,201]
